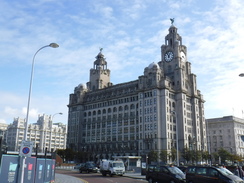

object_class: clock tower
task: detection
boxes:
[67,21,206,163]
[157,22,205,153]
[87,49,112,91]
[159,24,197,95]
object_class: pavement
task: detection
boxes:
[55,171,146,183]
[55,173,87,183]
[124,172,146,180]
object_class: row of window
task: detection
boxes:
[84,96,138,110]
[84,104,137,117]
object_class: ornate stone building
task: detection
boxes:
[6,114,67,153]
[206,116,244,158]
[67,24,207,163]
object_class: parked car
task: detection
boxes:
[79,162,98,173]
[178,166,187,174]
[186,166,244,183]
[146,164,186,183]
[74,163,83,169]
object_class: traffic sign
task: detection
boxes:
[19,140,34,157]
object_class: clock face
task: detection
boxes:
[181,51,186,62]
[164,51,174,62]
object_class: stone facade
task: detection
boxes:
[67,24,207,162]
[6,114,67,153]
[206,116,244,157]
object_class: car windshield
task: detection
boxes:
[86,163,95,167]
[113,163,124,167]
[217,168,233,176]
[168,167,184,174]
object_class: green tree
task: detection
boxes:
[56,148,75,162]
[65,148,75,162]
[201,151,210,163]
[195,150,202,163]
[148,150,158,163]
[159,150,169,164]
[212,152,219,164]
[171,148,177,163]
[229,153,240,164]
[181,147,191,163]
[218,148,231,164]
[56,149,65,161]
[76,151,87,163]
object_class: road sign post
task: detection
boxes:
[19,141,33,157]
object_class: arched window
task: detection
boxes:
[124,105,128,110]
[119,106,123,111]
[103,109,106,114]
[113,107,117,112]
[130,104,135,110]
[98,110,101,115]
[108,108,111,113]
[93,111,96,115]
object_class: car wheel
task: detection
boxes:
[148,178,154,183]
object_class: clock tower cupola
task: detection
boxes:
[161,22,185,65]
[159,20,195,95]
[87,49,112,91]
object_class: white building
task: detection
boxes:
[67,23,207,162]
[0,123,8,152]
[6,114,67,153]
[206,116,244,157]
[0,123,8,139]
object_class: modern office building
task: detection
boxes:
[5,114,67,153]
[67,23,207,162]
[206,116,244,157]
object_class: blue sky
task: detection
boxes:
[1,0,244,124]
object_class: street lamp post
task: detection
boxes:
[171,111,179,166]
[24,43,59,141]
[49,112,63,152]
[18,43,59,183]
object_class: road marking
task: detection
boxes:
[79,178,88,183]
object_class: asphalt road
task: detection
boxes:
[55,169,147,183]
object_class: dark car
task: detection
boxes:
[79,162,98,173]
[178,166,187,174]
[74,163,84,169]
[146,164,186,183]
[186,166,244,183]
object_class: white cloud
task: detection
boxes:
[0,119,6,124]
[1,0,244,124]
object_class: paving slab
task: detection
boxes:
[55,173,86,183]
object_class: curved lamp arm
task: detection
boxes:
[24,43,59,141]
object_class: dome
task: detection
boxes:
[78,83,87,89]
[148,62,160,69]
